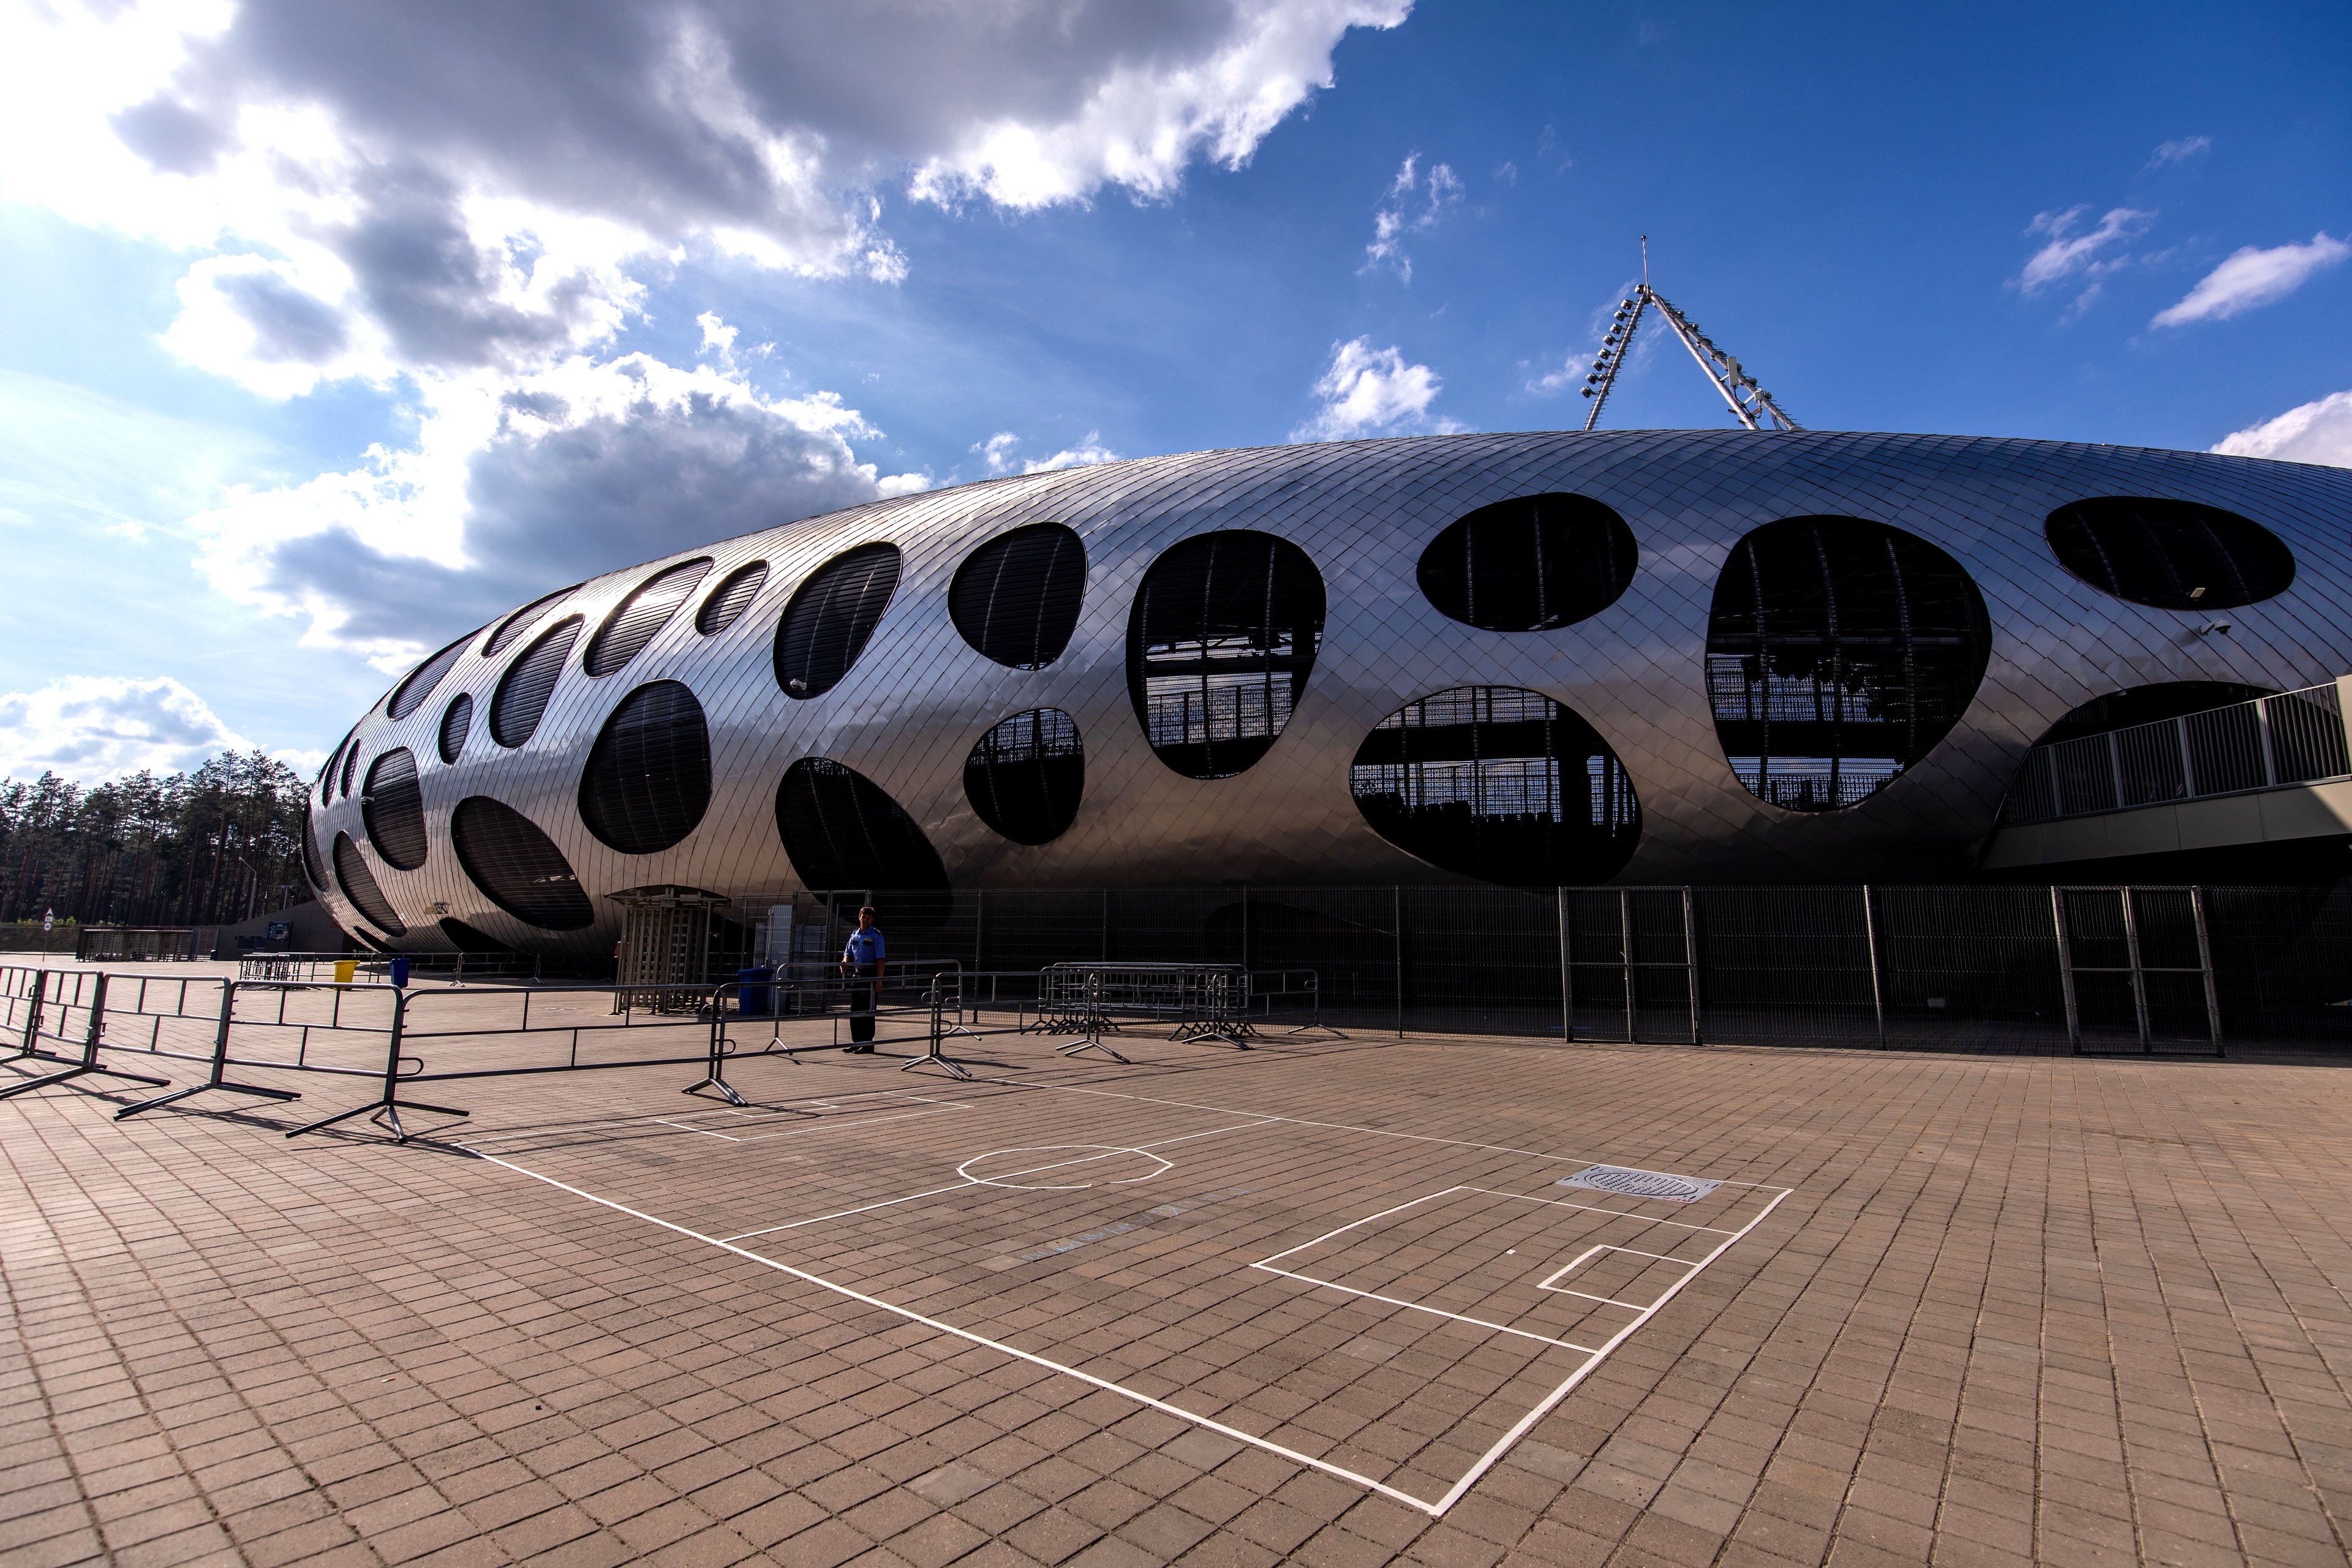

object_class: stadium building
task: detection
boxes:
[300,429,2352,957]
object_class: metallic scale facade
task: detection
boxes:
[306,431,2352,953]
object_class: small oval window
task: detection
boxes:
[1416,493,1638,631]
[1126,530,1326,780]
[964,709,1085,845]
[489,616,584,748]
[438,693,473,764]
[950,523,1087,669]
[360,749,428,871]
[584,559,712,677]
[697,561,769,635]
[1349,687,1642,886]
[2045,496,2295,611]
[774,543,902,699]
[578,681,711,854]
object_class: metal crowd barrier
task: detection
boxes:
[2002,680,2351,825]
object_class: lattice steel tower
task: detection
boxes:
[1581,241,1801,433]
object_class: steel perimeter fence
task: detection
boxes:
[791,882,2352,1054]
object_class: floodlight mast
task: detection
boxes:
[1580,240,1801,432]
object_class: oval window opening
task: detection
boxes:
[775,758,949,895]
[484,584,578,655]
[697,561,768,635]
[450,797,594,930]
[438,693,473,763]
[965,709,1085,846]
[320,731,352,801]
[579,681,712,854]
[1706,515,1992,812]
[489,615,584,748]
[331,832,406,937]
[950,522,1087,669]
[1417,493,1638,631]
[584,558,712,677]
[339,738,363,799]
[438,916,515,954]
[387,631,473,720]
[2045,497,2294,611]
[774,542,902,699]
[1350,688,1642,886]
[361,749,428,871]
[1127,530,1326,780]
[300,806,328,892]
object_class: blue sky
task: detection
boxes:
[1,0,2346,780]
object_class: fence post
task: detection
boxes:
[1861,884,1887,1049]
[0,969,167,1100]
[2052,886,2081,1053]
[285,987,467,1143]
[1681,887,1700,1045]
[1557,888,1572,1044]
[1392,886,1403,1039]
[2106,731,2125,810]
[2190,884,2225,1057]
[973,888,986,974]
[1619,889,1635,1044]
[118,977,300,1118]
[2176,716,2198,797]
[2253,698,2277,788]
[21,967,45,1056]
[2119,888,2153,1052]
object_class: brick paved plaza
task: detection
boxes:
[4,976,2350,1567]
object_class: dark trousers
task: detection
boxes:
[848,965,878,1042]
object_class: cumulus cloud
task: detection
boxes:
[2211,390,2352,468]
[2,0,1409,391]
[976,430,1120,476]
[1291,338,1461,442]
[1362,153,1462,280]
[2151,232,2350,328]
[192,354,924,666]
[2148,135,2212,168]
[0,676,252,782]
[2017,205,2155,306]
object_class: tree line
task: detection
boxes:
[0,750,314,929]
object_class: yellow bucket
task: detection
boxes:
[333,959,357,984]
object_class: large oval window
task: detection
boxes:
[331,832,406,936]
[450,797,594,930]
[1350,687,1641,886]
[578,681,711,854]
[951,523,1087,669]
[965,709,1085,846]
[1126,530,1325,780]
[775,758,948,892]
[1706,516,1991,812]
[360,748,428,871]
[2045,497,2294,611]
[387,631,472,720]
[1417,493,1637,631]
[584,558,712,677]
[774,543,902,699]
[489,615,584,748]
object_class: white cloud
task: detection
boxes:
[1291,337,1462,441]
[2148,135,2212,167]
[1362,153,1463,281]
[1,0,1409,393]
[2151,232,2350,328]
[1529,286,1640,396]
[975,430,1121,477]
[0,676,251,782]
[2017,206,2155,300]
[2211,390,2352,467]
[190,353,918,668]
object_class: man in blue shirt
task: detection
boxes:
[840,907,884,1051]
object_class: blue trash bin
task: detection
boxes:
[737,965,775,1017]
[389,956,411,989]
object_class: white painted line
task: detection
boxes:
[468,1150,1447,1515]
[1250,1262,1605,1354]
[1454,1185,1743,1236]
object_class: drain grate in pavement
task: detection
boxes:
[1559,1164,1723,1203]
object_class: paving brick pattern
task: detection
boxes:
[5,1022,2350,1567]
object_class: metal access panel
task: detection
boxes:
[2054,886,2223,1055]
[1562,888,1700,1044]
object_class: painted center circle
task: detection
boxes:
[958,1145,1172,1190]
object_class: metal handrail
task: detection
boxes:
[2001,680,2350,826]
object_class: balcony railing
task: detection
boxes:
[2000,681,2351,827]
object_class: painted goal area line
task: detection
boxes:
[464,1084,1789,1518]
